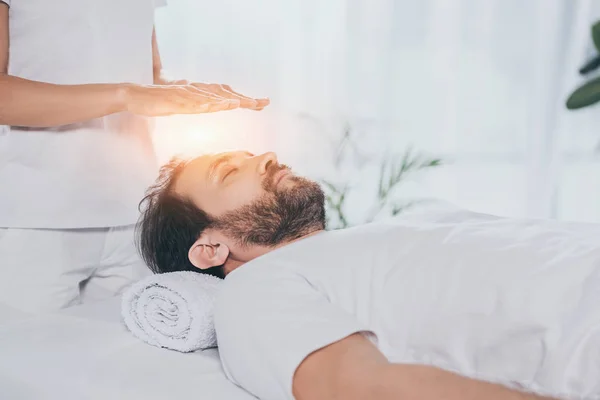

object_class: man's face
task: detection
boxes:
[174,151,325,247]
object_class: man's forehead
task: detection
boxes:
[173,154,213,195]
[186,150,246,170]
[186,153,217,170]
[173,151,245,194]
[183,154,212,175]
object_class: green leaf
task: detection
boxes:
[566,75,600,110]
[592,20,600,54]
[321,179,341,194]
[391,200,420,216]
[377,159,387,199]
[427,158,443,167]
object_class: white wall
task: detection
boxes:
[152,0,600,224]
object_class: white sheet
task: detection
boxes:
[0,298,255,400]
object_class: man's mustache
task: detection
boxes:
[263,163,291,191]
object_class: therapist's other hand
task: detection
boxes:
[167,80,270,111]
[120,83,241,117]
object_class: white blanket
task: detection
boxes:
[121,271,222,352]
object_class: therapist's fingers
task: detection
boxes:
[179,84,225,101]
[191,83,270,110]
[171,81,240,110]
[221,84,270,111]
[170,79,191,85]
[170,86,240,113]
[125,84,240,116]
[204,83,259,109]
[178,85,240,111]
[168,80,269,110]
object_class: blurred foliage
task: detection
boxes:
[566,20,600,110]
[320,124,442,230]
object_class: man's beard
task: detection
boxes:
[213,165,326,247]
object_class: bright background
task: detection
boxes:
[152,0,600,225]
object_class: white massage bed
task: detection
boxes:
[3,203,596,400]
[0,298,256,400]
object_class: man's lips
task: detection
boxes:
[272,169,291,186]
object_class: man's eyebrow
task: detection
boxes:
[207,155,233,179]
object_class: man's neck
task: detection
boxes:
[274,228,325,250]
[223,228,325,275]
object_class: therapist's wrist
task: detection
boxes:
[115,83,138,113]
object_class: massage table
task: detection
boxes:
[0,298,256,400]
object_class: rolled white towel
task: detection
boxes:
[121,271,222,352]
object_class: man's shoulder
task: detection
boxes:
[214,259,320,327]
[219,259,301,297]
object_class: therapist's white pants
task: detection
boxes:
[0,225,151,313]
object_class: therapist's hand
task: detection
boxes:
[165,80,270,111]
[120,83,242,117]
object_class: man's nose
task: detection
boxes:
[256,152,278,175]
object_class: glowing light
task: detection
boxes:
[153,111,273,164]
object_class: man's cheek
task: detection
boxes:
[224,185,257,210]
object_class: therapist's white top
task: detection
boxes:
[215,211,600,400]
[0,0,166,228]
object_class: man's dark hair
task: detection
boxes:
[136,158,225,279]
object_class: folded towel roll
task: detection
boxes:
[121,271,222,352]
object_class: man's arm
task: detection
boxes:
[293,333,558,400]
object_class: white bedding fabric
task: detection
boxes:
[0,298,255,400]
[216,208,600,400]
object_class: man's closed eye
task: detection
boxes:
[222,168,238,182]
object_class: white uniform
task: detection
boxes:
[215,213,600,400]
[0,0,165,312]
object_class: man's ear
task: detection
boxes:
[188,232,230,270]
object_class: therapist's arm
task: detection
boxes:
[0,5,237,128]
[293,333,559,400]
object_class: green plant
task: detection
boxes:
[320,124,442,230]
[566,20,600,110]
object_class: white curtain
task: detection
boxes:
[153,0,600,224]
